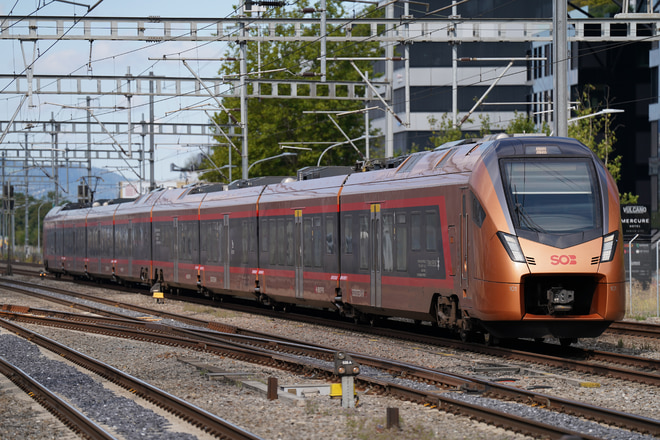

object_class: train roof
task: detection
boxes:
[46,135,595,215]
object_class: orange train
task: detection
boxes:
[43,135,626,345]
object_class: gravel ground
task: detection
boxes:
[0,276,659,439]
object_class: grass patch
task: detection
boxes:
[182,304,240,319]
[626,280,660,319]
[345,413,436,440]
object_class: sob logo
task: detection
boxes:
[550,255,577,265]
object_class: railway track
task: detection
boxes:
[1,281,659,438]
[0,356,115,440]
[12,264,660,342]
[0,312,262,439]
[607,320,660,338]
[2,308,655,439]
[3,277,660,384]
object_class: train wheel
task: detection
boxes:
[459,329,469,343]
[483,333,499,346]
[559,337,577,347]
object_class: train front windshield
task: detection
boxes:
[501,159,601,234]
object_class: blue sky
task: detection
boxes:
[0,1,241,197]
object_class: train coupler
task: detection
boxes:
[547,287,574,314]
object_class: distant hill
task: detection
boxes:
[3,161,124,202]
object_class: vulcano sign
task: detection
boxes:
[621,204,650,236]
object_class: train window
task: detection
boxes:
[501,159,600,233]
[190,224,195,259]
[184,224,190,260]
[411,213,421,251]
[325,216,335,254]
[260,219,268,252]
[313,217,322,267]
[101,225,112,256]
[200,223,209,261]
[76,228,85,257]
[67,229,75,254]
[170,219,177,256]
[344,215,353,254]
[382,214,394,272]
[218,221,229,264]
[286,219,294,266]
[426,211,439,251]
[269,219,277,265]
[277,219,285,265]
[471,192,487,228]
[249,220,257,253]
[303,218,313,267]
[396,213,407,271]
[178,224,186,260]
[128,224,133,258]
[153,226,161,246]
[359,215,368,270]
[242,220,249,264]
[116,226,123,258]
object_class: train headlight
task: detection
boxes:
[600,232,618,263]
[497,232,526,263]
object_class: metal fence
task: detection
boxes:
[625,236,660,319]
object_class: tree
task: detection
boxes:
[568,85,637,203]
[505,111,550,136]
[204,1,383,181]
[427,114,462,148]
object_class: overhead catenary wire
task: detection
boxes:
[0,1,650,184]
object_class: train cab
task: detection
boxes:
[466,136,626,342]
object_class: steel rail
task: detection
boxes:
[0,357,115,440]
[0,312,608,440]
[607,321,660,339]
[3,278,660,383]
[0,317,263,440]
[3,306,660,437]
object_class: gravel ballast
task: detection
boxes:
[1,277,659,439]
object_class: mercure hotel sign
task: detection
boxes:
[621,204,650,236]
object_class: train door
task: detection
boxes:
[95,222,101,274]
[370,203,382,308]
[223,214,230,289]
[173,217,179,283]
[294,210,303,299]
[128,220,133,276]
[56,221,63,268]
[459,189,469,292]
